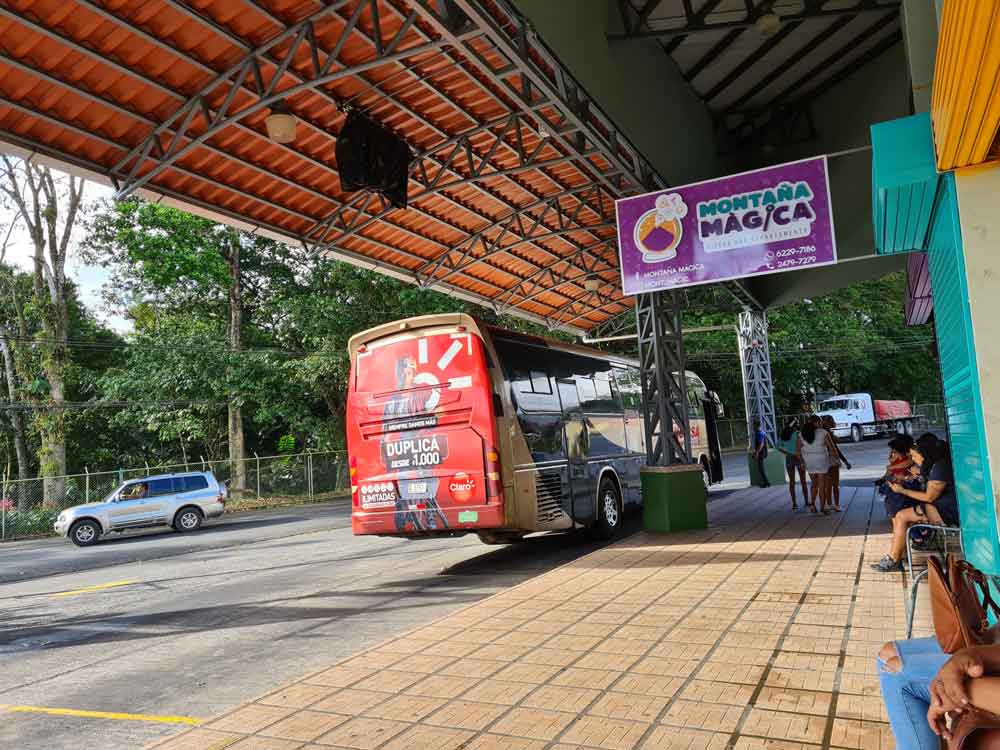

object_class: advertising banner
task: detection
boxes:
[615,156,837,295]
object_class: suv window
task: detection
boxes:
[176,475,209,492]
[147,478,175,497]
[119,482,148,501]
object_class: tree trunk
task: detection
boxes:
[0,336,31,487]
[227,233,247,494]
[39,301,69,508]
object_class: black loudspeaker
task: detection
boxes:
[336,112,411,209]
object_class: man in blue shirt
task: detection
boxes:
[753,419,770,487]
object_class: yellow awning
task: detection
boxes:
[932,0,1000,170]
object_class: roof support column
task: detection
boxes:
[738,309,777,447]
[636,291,691,466]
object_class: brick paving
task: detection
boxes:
[153,484,929,750]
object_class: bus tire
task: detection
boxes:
[593,476,622,540]
[851,425,862,444]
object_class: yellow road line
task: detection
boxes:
[51,579,139,598]
[0,704,201,725]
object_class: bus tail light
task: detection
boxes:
[485,447,502,500]
[350,456,359,507]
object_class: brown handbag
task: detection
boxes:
[929,555,1000,653]
[946,707,1000,749]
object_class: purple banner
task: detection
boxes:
[615,156,837,295]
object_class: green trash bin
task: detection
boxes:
[747,451,787,487]
[641,465,707,533]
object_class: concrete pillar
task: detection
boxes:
[953,162,1000,549]
[901,0,940,112]
[737,310,777,446]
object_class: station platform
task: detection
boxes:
[152,484,922,750]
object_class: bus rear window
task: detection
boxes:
[354,331,487,403]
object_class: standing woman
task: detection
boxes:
[821,415,852,512]
[777,419,807,510]
[798,415,834,514]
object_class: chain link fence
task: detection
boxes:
[0,450,350,542]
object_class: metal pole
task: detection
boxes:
[85,467,89,504]
[635,291,691,466]
[254,452,261,498]
[306,453,313,499]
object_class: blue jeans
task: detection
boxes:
[878,636,949,750]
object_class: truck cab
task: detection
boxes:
[818,393,874,441]
[818,392,913,442]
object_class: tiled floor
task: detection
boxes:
[153,483,928,750]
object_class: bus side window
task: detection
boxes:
[509,369,559,412]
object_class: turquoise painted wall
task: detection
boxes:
[925,173,1000,573]
[511,0,724,186]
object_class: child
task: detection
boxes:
[878,436,919,517]
[821,415,852,511]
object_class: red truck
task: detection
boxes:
[817,393,914,443]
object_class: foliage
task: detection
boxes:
[677,272,940,416]
[0,192,942,483]
[3,507,59,537]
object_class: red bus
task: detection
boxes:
[346,313,717,543]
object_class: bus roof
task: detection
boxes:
[347,313,638,368]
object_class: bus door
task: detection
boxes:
[557,378,592,526]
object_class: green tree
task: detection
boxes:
[0,158,85,505]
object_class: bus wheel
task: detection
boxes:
[593,477,622,540]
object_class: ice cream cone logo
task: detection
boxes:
[634,193,688,262]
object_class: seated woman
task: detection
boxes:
[878,637,1000,748]
[878,636,951,749]
[927,645,1000,742]
[871,433,959,572]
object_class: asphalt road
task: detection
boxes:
[0,438,893,750]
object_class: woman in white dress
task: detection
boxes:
[797,415,837,514]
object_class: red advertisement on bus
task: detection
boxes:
[347,325,504,536]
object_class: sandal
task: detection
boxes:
[833,505,842,512]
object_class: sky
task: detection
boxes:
[1,180,133,333]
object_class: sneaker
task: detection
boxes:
[870,555,903,572]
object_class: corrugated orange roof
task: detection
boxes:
[0,0,657,333]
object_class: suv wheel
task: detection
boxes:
[592,476,622,540]
[173,507,203,533]
[69,519,101,547]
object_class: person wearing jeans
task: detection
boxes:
[877,636,950,750]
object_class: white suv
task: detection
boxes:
[54,471,227,547]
